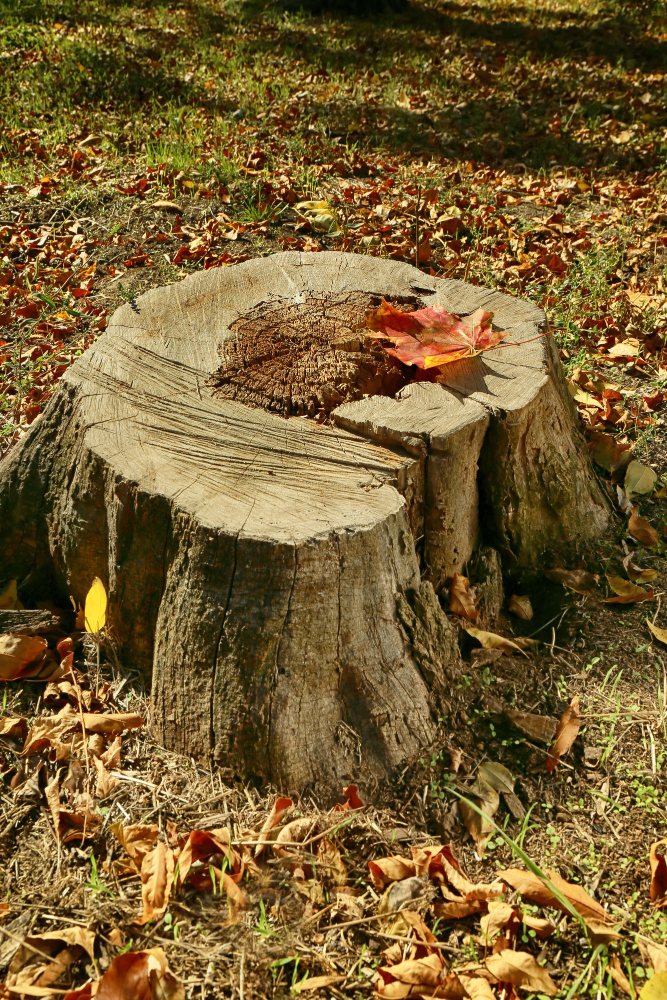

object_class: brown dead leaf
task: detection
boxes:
[546,695,580,772]
[93,756,119,799]
[629,507,659,546]
[449,574,478,620]
[604,574,654,604]
[7,926,96,998]
[292,975,346,993]
[544,568,599,594]
[433,899,486,920]
[650,839,667,906]
[464,627,524,654]
[0,634,47,680]
[623,553,657,582]
[587,430,634,474]
[95,947,184,1000]
[0,716,27,740]
[332,784,364,812]
[497,867,609,922]
[369,855,417,889]
[485,949,557,995]
[254,795,293,858]
[457,975,496,999]
[80,711,144,735]
[509,594,533,620]
[609,955,634,997]
[110,821,159,870]
[504,709,557,743]
[176,827,239,887]
[140,841,175,924]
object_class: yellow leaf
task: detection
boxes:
[639,971,667,999]
[84,577,107,633]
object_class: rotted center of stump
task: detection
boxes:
[209,291,421,417]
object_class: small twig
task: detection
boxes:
[369,930,458,953]
[319,904,429,934]
[414,184,421,270]
[239,946,245,1000]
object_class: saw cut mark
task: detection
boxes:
[209,291,420,418]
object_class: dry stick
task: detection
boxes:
[319,905,430,934]
[414,184,421,270]
[370,930,458,953]
[69,663,92,840]
[239,946,245,1000]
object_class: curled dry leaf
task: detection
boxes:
[546,695,580,773]
[604,574,654,604]
[464,627,524,654]
[650,839,667,906]
[485,949,557,996]
[7,926,96,998]
[449,574,478,620]
[497,867,609,923]
[176,828,239,887]
[254,795,292,858]
[273,816,318,857]
[292,975,346,993]
[80,711,144,735]
[332,784,364,812]
[110,821,159,871]
[629,507,659,547]
[508,594,533,620]
[140,841,175,924]
[623,553,658,582]
[0,716,28,740]
[95,947,184,1000]
[0,634,47,681]
[457,975,496,1000]
[93,757,119,798]
[544,568,599,595]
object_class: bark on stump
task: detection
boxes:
[0,252,609,796]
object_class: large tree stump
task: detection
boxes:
[0,252,608,795]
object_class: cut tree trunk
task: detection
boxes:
[0,252,609,796]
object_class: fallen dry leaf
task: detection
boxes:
[94,947,184,1000]
[587,431,633,474]
[93,756,119,798]
[7,926,96,998]
[176,828,239,886]
[625,460,658,496]
[650,839,667,906]
[110,821,159,871]
[464,627,524,654]
[80,711,144,735]
[603,574,653,604]
[623,553,657,582]
[546,694,580,772]
[449,573,478,620]
[544,568,599,594]
[457,974,496,999]
[367,298,507,369]
[508,594,533,620]
[0,634,47,680]
[648,620,667,647]
[497,866,609,923]
[629,507,659,546]
[332,784,364,812]
[292,975,346,993]
[639,971,667,999]
[485,949,557,995]
[0,716,28,740]
[254,795,292,858]
[140,840,175,924]
[504,709,557,744]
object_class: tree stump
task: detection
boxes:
[0,252,608,795]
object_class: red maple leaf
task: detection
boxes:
[366,298,507,369]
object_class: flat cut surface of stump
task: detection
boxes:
[0,252,608,795]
